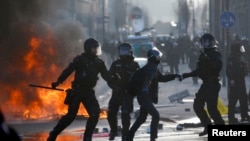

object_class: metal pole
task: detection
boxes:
[222,0,229,87]
[102,0,105,42]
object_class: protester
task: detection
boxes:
[126,47,181,141]
[182,33,225,136]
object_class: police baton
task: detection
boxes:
[29,84,65,91]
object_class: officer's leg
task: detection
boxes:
[82,92,100,141]
[47,96,80,141]
[193,85,212,126]
[228,89,238,124]
[107,95,120,140]
[238,90,250,121]
[121,96,133,141]
[206,84,225,125]
[193,84,212,136]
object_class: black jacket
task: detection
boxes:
[226,54,247,83]
[183,48,222,82]
[109,56,140,90]
[56,53,113,88]
[140,62,176,103]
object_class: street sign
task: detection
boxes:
[220,11,236,28]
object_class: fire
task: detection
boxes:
[1,24,107,121]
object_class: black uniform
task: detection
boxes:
[226,43,250,124]
[47,38,114,141]
[183,47,225,135]
[127,52,179,141]
[107,56,140,140]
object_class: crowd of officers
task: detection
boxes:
[45,32,250,141]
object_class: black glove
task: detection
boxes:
[182,73,190,79]
[175,74,182,81]
[51,81,60,89]
[152,97,158,104]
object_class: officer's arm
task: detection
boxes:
[100,61,117,87]
[52,57,78,88]
[56,56,79,83]
[107,62,120,89]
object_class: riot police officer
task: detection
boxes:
[47,38,115,141]
[226,43,250,124]
[107,43,140,141]
[127,47,181,141]
[182,33,225,136]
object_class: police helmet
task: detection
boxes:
[200,33,217,49]
[84,38,102,56]
[118,42,133,57]
[147,47,162,64]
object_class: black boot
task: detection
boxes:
[83,136,92,141]
[241,116,250,122]
[47,131,58,141]
[125,133,134,141]
[109,132,117,140]
[229,117,238,124]
[150,137,156,141]
[199,127,208,136]
[122,135,127,141]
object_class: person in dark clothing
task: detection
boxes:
[226,43,250,124]
[107,43,140,141]
[47,38,115,141]
[166,42,180,74]
[182,33,225,136]
[0,109,21,141]
[126,47,181,141]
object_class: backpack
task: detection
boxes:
[127,68,144,97]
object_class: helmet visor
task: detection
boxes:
[201,39,211,48]
[149,47,163,60]
[119,45,132,56]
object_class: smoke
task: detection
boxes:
[0,0,86,116]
